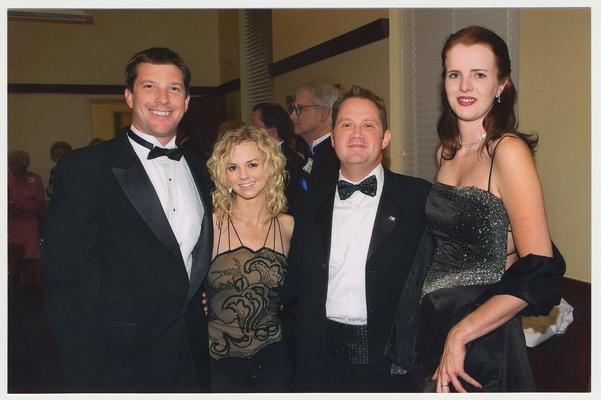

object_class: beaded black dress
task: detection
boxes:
[410,146,536,392]
[207,216,291,392]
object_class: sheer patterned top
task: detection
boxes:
[421,137,511,298]
[207,215,287,360]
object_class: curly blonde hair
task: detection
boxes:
[207,125,288,227]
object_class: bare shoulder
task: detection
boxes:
[490,134,539,197]
[492,134,534,168]
[278,213,295,238]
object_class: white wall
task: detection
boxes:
[518,9,591,281]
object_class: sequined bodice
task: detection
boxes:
[421,183,509,297]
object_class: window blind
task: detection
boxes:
[240,10,275,120]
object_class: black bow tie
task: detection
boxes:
[337,175,377,200]
[147,146,183,160]
[127,129,183,161]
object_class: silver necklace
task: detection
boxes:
[459,132,486,148]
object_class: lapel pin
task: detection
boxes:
[302,158,313,174]
[388,216,396,222]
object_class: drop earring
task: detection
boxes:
[495,93,501,103]
[228,187,233,195]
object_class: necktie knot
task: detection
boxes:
[337,175,377,200]
[127,129,183,161]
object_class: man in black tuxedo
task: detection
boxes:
[42,48,212,392]
[288,85,431,392]
[289,81,340,192]
[251,102,303,211]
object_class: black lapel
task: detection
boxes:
[182,150,213,304]
[314,189,336,266]
[367,169,402,262]
[111,131,184,265]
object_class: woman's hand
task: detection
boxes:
[432,327,482,393]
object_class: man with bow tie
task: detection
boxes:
[42,48,212,392]
[287,85,431,392]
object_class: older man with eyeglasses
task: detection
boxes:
[289,81,341,192]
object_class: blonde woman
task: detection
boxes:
[206,126,294,392]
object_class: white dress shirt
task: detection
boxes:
[128,125,204,278]
[326,164,384,325]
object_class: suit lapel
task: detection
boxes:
[367,169,402,262]
[111,132,184,265]
[313,173,402,267]
[183,150,213,304]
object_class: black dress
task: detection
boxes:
[383,142,565,391]
[207,216,291,392]
[411,181,537,392]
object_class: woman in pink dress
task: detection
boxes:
[8,150,45,286]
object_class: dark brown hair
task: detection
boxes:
[125,47,191,94]
[49,141,72,161]
[438,26,537,159]
[252,102,294,141]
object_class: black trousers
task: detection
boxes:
[210,341,291,393]
[323,352,410,393]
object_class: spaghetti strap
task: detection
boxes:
[261,217,275,248]
[216,217,223,254]
[228,216,244,248]
[227,216,232,250]
[272,217,277,249]
[276,216,284,254]
[487,135,512,192]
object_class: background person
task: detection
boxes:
[289,81,340,192]
[88,137,106,146]
[251,102,303,212]
[46,141,72,198]
[8,150,45,287]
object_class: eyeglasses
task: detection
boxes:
[289,103,322,118]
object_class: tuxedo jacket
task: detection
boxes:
[42,131,213,392]
[300,136,340,192]
[280,140,304,213]
[287,167,431,391]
